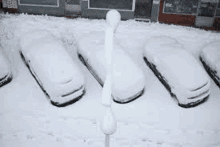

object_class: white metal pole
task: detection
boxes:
[100,9,121,147]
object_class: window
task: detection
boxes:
[216,1,220,17]
[19,0,58,6]
[163,0,199,15]
[198,1,218,17]
[89,0,133,10]
[66,0,80,5]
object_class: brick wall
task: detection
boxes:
[158,0,196,26]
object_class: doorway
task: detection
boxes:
[195,0,218,27]
[134,0,153,20]
[65,0,81,17]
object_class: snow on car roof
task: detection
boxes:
[144,36,183,57]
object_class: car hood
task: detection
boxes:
[157,50,209,91]
[26,42,81,84]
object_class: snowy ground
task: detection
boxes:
[0,12,220,147]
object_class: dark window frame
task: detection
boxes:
[162,0,199,15]
[88,0,134,11]
[216,0,220,17]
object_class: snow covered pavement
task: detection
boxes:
[0,13,220,147]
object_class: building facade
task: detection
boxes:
[159,0,220,30]
[1,0,219,30]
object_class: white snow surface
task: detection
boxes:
[0,13,220,147]
[200,41,220,78]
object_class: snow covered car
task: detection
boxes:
[200,41,220,88]
[143,36,210,108]
[77,32,145,104]
[19,30,85,107]
[0,49,12,87]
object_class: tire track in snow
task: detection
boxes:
[114,121,220,147]
[1,114,220,147]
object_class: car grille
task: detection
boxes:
[190,82,208,92]
[188,89,210,99]
[61,86,84,97]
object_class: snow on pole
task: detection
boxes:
[106,9,121,33]
[100,9,121,147]
[101,104,117,130]
[102,25,114,107]
[102,9,121,106]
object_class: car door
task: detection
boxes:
[65,0,81,17]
